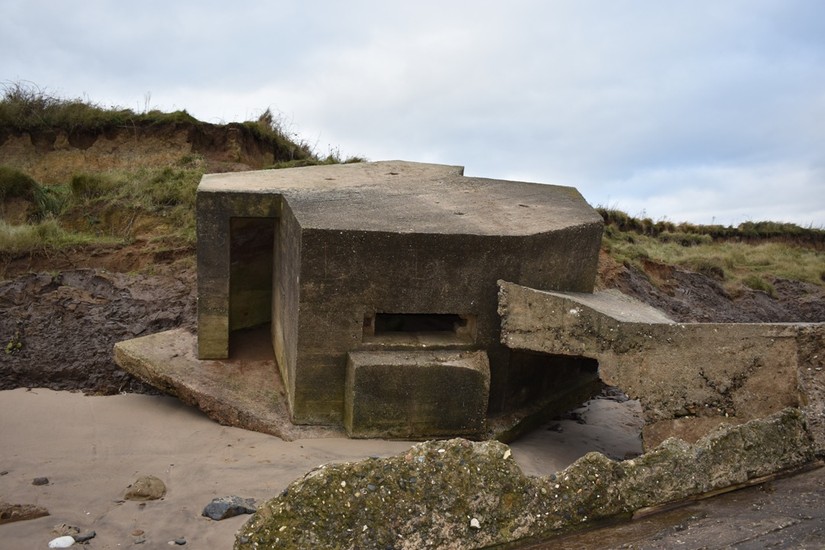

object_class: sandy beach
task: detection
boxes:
[0,388,642,548]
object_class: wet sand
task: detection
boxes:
[0,388,643,548]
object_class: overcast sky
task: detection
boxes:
[3,1,824,226]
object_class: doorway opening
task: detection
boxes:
[229,217,275,356]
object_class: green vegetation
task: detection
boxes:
[598,207,825,246]
[64,163,202,242]
[0,82,363,165]
[0,165,65,220]
[5,328,22,354]
[0,81,197,133]
[0,85,367,261]
[0,162,199,255]
[0,218,116,255]
[599,207,825,293]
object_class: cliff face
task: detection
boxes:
[0,121,284,184]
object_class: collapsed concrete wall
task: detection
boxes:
[235,409,815,549]
[497,281,825,452]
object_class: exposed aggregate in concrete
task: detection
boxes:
[236,408,814,549]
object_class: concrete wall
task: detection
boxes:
[287,224,602,425]
[197,191,281,358]
[272,202,300,409]
[498,281,825,450]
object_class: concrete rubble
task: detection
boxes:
[235,409,816,549]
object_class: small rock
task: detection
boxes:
[0,470,8,475]
[202,496,257,520]
[470,517,481,529]
[132,529,145,536]
[125,475,166,501]
[169,538,186,545]
[32,477,49,486]
[74,531,96,543]
[134,535,146,545]
[48,536,75,548]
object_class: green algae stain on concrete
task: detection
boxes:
[236,409,815,550]
[236,439,543,549]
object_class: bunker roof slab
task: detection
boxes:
[198,160,601,235]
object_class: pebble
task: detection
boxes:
[125,475,166,501]
[32,477,49,486]
[168,538,186,545]
[470,518,481,529]
[48,536,75,548]
[74,531,96,543]
[202,496,257,520]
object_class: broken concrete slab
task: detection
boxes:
[113,327,344,441]
[235,409,816,550]
[344,350,490,439]
[498,281,825,451]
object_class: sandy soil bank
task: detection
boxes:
[0,388,642,548]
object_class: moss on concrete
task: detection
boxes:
[236,408,815,549]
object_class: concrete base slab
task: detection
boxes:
[114,327,344,441]
[344,350,490,439]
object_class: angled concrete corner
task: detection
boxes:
[498,280,825,451]
[344,350,490,439]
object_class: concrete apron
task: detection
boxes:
[113,326,600,442]
[498,280,825,454]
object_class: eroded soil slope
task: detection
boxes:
[598,251,825,323]
[0,267,195,394]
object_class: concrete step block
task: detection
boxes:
[344,350,490,439]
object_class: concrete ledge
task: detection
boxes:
[114,327,344,441]
[344,350,490,439]
[498,280,825,451]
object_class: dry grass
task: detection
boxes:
[0,219,115,254]
[601,209,825,292]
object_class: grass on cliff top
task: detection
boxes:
[0,84,367,258]
[0,81,198,133]
[599,207,825,294]
[0,82,348,165]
